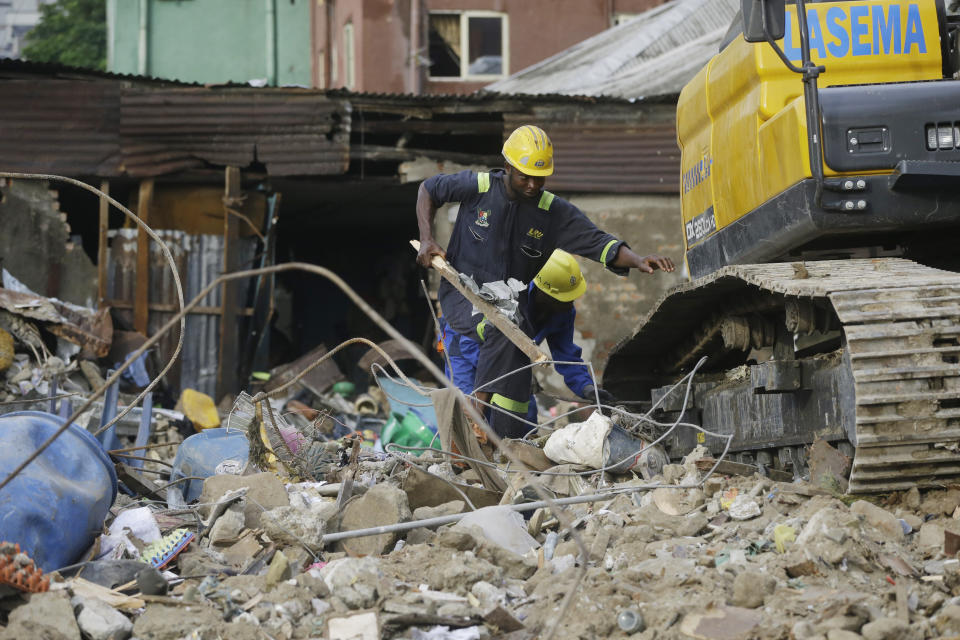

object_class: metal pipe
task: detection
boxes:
[320,486,647,544]
[266,0,277,86]
[138,0,149,76]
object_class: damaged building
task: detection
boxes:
[0,57,682,404]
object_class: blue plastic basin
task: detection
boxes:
[0,411,118,572]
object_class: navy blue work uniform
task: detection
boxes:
[422,168,627,437]
[440,282,594,432]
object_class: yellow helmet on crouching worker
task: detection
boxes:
[502,125,554,177]
[534,250,586,302]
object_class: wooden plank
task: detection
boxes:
[409,240,547,364]
[97,180,109,307]
[134,179,154,335]
[217,167,242,401]
[104,300,254,316]
[696,458,793,482]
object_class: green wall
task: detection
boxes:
[108,0,311,86]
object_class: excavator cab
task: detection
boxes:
[678,0,960,279]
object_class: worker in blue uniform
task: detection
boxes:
[416,124,674,437]
[440,249,616,433]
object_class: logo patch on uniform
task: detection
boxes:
[526,227,543,239]
[475,209,490,227]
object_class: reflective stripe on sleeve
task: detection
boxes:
[600,239,619,265]
[478,172,491,193]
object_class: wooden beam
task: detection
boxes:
[97,180,110,308]
[134,179,154,335]
[350,145,501,166]
[409,240,547,364]
[104,300,254,316]
[217,167,242,401]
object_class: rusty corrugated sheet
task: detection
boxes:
[107,229,257,398]
[504,117,680,194]
[0,79,122,175]
[119,88,351,177]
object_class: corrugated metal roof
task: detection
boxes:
[0,57,202,85]
[119,88,350,176]
[0,78,122,175]
[486,0,739,100]
[506,115,680,194]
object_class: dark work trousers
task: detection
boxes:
[439,284,534,438]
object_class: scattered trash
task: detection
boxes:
[618,608,645,633]
[177,389,221,431]
[774,524,796,553]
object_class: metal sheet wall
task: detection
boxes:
[107,229,256,398]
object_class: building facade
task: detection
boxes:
[105,0,664,92]
[313,0,665,94]
[0,0,54,60]
[107,0,313,86]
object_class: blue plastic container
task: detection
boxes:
[169,427,249,503]
[375,376,439,434]
[0,411,118,572]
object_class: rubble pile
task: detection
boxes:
[5,407,960,640]
[4,271,960,639]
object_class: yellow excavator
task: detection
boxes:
[604,0,960,491]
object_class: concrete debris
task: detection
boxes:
[6,297,960,640]
[73,595,134,640]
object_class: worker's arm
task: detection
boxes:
[610,245,675,274]
[416,182,446,268]
[554,204,674,275]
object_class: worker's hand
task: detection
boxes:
[416,238,447,268]
[636,254,675,274]
[582,385,617,406]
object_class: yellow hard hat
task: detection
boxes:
[534,250,586,302]
[502,125,554,177]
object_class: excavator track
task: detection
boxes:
[604,258,960,493]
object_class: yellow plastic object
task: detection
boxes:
[0,328,13,372]
[179,389,221,431]
[534,249,587,302]
[676,0,943,256]
[720,487,739,510]
[774,524,796,553]
[502,125,554,176]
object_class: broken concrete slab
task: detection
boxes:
[412,500,466,522]
[73,595,133,640]
[730,571,777,608]
[850,500,903,541]
[679,605,762,640]
[261,503,335,554]
[0,590,81,640]
[318,557,383,609]
[338,483,413,557]
[199,472,290,529]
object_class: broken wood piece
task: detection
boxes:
[410,240,548,364]
[945,529,960,556]
[697,458,792,482]
[67,577,145,610]
[499,440,554,472]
